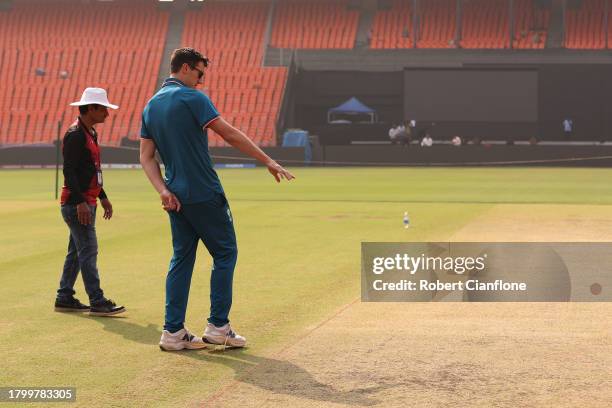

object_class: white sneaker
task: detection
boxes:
[159,328,207,351]
[204,323,247,348]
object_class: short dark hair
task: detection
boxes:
[78,104,102,115]
[170,47,209,73]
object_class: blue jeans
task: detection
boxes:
[165,193,238,332]
[57,204,104,304]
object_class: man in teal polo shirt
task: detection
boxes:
[140,47,294,351]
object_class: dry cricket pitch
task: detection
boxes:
[201,204,612,408]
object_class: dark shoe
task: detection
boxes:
[55,297,90,312]
[89,298,125,316]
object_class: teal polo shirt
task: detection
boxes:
[141,78,223,204]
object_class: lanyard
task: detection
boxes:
[77,117,103,186]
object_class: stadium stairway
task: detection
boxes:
[354,3,376,49]
[546,0,565,48]
[262,0,276,55]
[156,7,186,90]
[512,0,550,49]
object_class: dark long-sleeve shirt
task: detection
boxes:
[60,118,107,205]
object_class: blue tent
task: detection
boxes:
[327,97,377,123]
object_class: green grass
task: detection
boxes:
[1,167,611,407]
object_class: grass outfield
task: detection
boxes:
[1,167,611,407]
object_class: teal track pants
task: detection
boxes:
[164,193,237,332]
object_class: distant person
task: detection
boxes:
[397,122,411,146]
[408,119,417,138]
[421,133,433,147]
[451,135,462,146]
[389,123,410,146]
[55,88,125,316]
[562,118,574,137]
[388,124,400,144]
[140,48,294,351]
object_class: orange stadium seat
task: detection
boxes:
[371,0,414,49]
[461,0,510,49]
[183,2,286,147]
[0,0,168,145]
[564,0,606,49]
[417,0,457,48]
[371,0,548,50]
[270,0,359,49]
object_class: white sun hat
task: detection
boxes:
[70,87,119,109]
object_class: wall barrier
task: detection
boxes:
[1,144,611,168]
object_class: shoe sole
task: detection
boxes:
[89,308,126,317]
[54,307,90,313]
[159,342,208,352]
[204,336,246,348]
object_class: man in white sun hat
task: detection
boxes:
[55,88,125,317]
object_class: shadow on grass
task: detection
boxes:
[68,313,391,406]
[71,313,160,345]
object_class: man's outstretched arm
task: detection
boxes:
[208,117,295,182]
[139,138,182,212]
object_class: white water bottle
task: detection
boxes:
[403,211,410,229]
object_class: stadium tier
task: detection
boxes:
[363,0,548,50]
[0,0,168,145]
[183,1,285,147]
[270,0,359,49]
[1,0,612,147]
